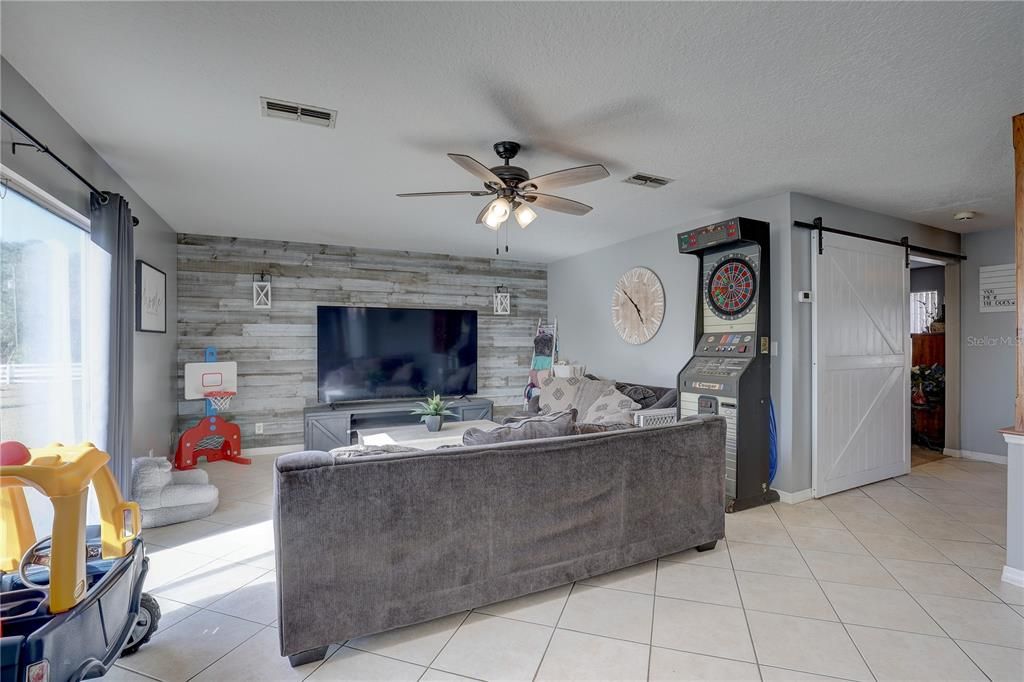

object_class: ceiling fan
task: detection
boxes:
[397,141,610,230]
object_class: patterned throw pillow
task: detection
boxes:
[582,386,641,425]
[574,378,616,415]
[538,376,583,414]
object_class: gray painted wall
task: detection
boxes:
[911,266,945,311]
[960,228,1015,459]
[552,192,962,495]
[549,193,798,489]
[176,234,547,450]
[1,58,179,456]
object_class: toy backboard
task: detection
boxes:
[184,361,237,400]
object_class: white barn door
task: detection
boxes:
[811,231,910,497]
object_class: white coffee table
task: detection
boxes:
[357,419,501,450]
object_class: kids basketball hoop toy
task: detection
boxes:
[174,348,250,470]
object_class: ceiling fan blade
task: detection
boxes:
[396,190,494,198]
[523,192,592,216]
[519,164,609,192]
[448,153,504,187]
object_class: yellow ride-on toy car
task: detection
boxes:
[1,441,160,681]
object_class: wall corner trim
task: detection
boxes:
[776,488,813,505]
[944,448,1008,465]
[1001,565,1024,588]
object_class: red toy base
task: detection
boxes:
[174,415,249,471]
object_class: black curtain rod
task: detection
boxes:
[2,109,110,205]
[2,110,141,227]
[793,217,965,261]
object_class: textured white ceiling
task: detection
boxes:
[2,2,1021,262]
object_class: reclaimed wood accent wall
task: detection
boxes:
[177,234,548,449]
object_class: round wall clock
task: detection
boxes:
[611,267,666,345]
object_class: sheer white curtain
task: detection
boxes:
[1,187,110,533]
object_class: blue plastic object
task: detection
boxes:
[768,398,778,484]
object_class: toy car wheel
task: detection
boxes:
[122,593,161,656]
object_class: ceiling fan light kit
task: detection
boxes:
[399,141,609,248]
[483,197,511,229]
[514,203,537,228]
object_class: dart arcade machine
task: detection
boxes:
[677,217,778,512]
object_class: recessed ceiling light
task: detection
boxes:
[953,211,977,222]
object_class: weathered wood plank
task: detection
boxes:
[177,233,547,447]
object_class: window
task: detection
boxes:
[910,290,939,334]
[1,187,110,447]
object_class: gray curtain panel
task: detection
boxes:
[90,192,135,492]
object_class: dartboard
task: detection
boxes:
[706,256,757,320]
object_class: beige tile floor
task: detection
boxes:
[105,455,1023,682]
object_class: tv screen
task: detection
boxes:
[317,306,478,403]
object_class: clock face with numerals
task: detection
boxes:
[611,267,665,345]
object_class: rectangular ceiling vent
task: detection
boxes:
[260,97,337,128]
[623,172,674,188]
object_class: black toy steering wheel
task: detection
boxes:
[18,536,101,589]
[18,536,54,588]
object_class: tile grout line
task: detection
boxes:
[646,557,659,681]
[833,480,993,680]
[183,623,268,682]
[769,500,878,682]
[415,609,474,681]
[531,581,576,681]
[721,532,763,681]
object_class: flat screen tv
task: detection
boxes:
[317,306,478,403]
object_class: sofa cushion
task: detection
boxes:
[615,383,658,409]
[132,457,171,495]
[330,443,422,459]
[463,409,577,446]
[582,387,641,425]
[573,422,635,435]
[538,376,583,414]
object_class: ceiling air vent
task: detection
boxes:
[624,172,674,188]
[260,97,337,128]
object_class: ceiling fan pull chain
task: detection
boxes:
[505,225,509,253]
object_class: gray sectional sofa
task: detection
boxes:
[273,415,726,666]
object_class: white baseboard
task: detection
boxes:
[944,448,1007,465]
[242,443,303,457]
[1001,565,1024,588]
[776,488,813,505]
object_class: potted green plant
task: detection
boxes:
[411,393,455,432]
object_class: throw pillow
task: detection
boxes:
[573,378,616,416]
[538,376,583,414]
[330,443,422,459]
[648,389,678,410]
[615,383,658,409]
[582,386,641,425]
[463,409,577,446]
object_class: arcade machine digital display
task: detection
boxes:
[677,217,778,511]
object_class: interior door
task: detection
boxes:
[811,231,910,497]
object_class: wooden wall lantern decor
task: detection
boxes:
[493,286,511,315]
[253,272,272,309]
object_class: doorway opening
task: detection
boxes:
[909,256,951,468]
